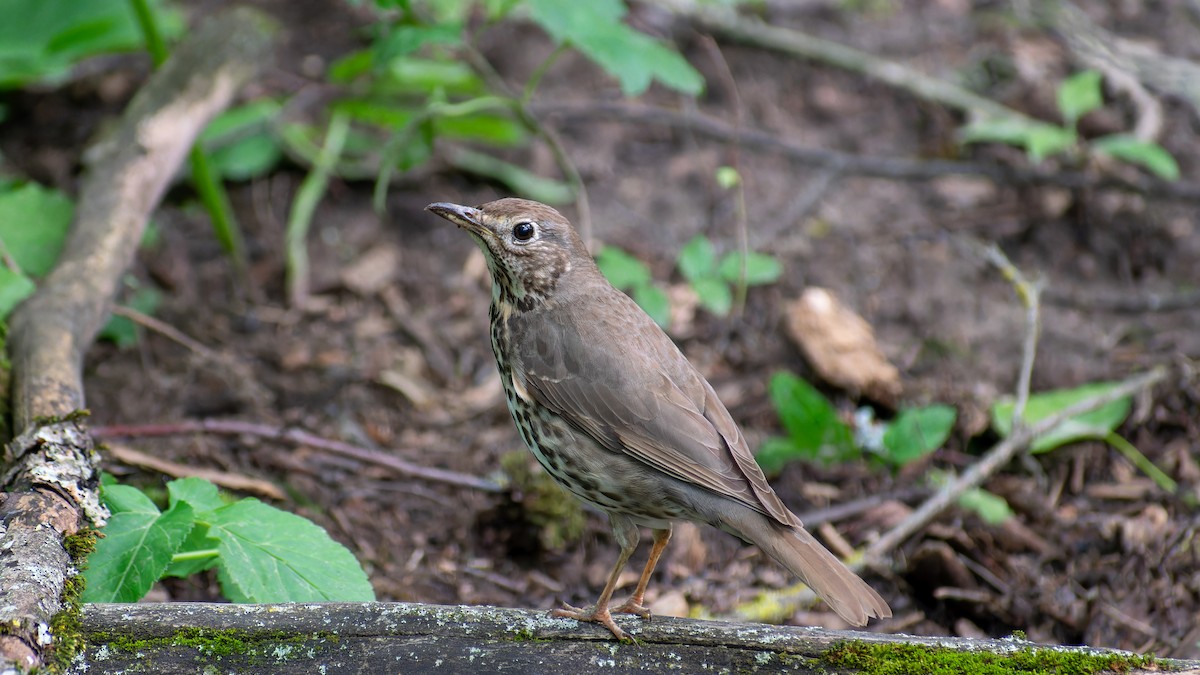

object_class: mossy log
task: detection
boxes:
[71,602,1191,674]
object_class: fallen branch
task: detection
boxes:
[91,419,502,493]
[104,443,286,500]
[0,9,275,670]
[73,601,1189,674]
[864,366,1168,564]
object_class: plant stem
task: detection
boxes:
[1104,431,1178,495]
[172,549,220,563]
[287,111,350,308]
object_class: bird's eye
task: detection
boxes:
[512,221,536,242]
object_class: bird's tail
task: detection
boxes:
[720,509,891,626]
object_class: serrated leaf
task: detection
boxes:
[1093,134,1180,181]
[881,404,956,466]
[991,381,1132,454]
[167,476,228,514]
[692,277,732,316]
[677,236,716,283]
[633,283,671,327]
[0,267,35,319]
[205,499,374,602]
[958,487,1013,524]
[767,372,857,465]
[525,0,703,96]
[596,245,651,289]
[717,252,782,285]
[83,486,195,602]
[0,182,74,277]
[1057,70,1103,127]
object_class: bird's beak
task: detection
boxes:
[426,202,488,237]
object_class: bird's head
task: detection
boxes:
[426,198,589,310]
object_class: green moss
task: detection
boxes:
[822,641,1161,675]
[500,450,586,550]
[47,528,99,673]
[102,627,342,664]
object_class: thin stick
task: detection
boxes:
[863,366,1167,564]
[105,442,286,500]
[92,420,503,493]
[110,305,220,361]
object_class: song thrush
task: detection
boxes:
[427,198,890,640]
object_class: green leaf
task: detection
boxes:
[990,381,1132,454]
[0,267,36,319]
[162,525,221,579]
[205,499,375,602]
[677,236,716,283]
[958,487,1013,524]
[959,117,1075,162]
[692,277,732,316]
[881,405,956,466]
[715,166,741,189]
[167,476,228,514]
[766,372,857,465]
[200,100,284,180]
[373,22,462,63]
[1057,70,1103,127]
[0,182,74,277]
[83,486,195,602]
[754,436,804,477]
[436,113,525,146]
[717,252,782,286]
[596,245,651,289]
[525,0,703,96]
[633,283,671,327]
[1093,134,1180,181]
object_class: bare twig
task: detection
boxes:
[91,420,502,493]
[105,442,286,500]
[864,366,1168,564]
[110,305,220,362]
[532,101,1200,203]
[976,243,1042,427]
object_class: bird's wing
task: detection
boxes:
[511,292,800,529]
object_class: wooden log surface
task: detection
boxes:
[73,602,1196,674]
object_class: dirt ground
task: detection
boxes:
[5,0,1199,658]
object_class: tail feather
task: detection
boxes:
[722,510,891,625]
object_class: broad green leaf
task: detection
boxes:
[596,245,651,289]
[717,252,783,286]
[881,405,956,466]
[1093,134,1180,181]
[201,100,284,180]
[766,372,857,465]
[83,486,195,602]
[525,0,703,96]
[0,267,35,319]
[208,134,282,181]
[0,182,74,277]
[692,277,732,316]
[436,113,525,146]
[1057,70,1103,127]
[958,487,1013,524]
[383,57,482,94]
[990,381,1132,454]
[677,236,716,283]
[373,22,462,63]
[206,499,375,602]
[0,0,180,88]
[167,476,228,514]
[633,283,671,327]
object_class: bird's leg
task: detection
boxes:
[554,514,640,641]
[612,526,672,619]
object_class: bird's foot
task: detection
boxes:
[611,598,652,620]
[552,604,635,643]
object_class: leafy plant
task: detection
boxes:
[595,245,670,326]
[0,182,74,319]
[960,70,1179,180]
[677,235,782,317]
[83,476,375,603]
[991,381,1176,494]
[756,371,956,473]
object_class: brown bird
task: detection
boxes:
[427,198,890,640]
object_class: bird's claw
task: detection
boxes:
[612,599,652,620]
[552,604,636,643]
